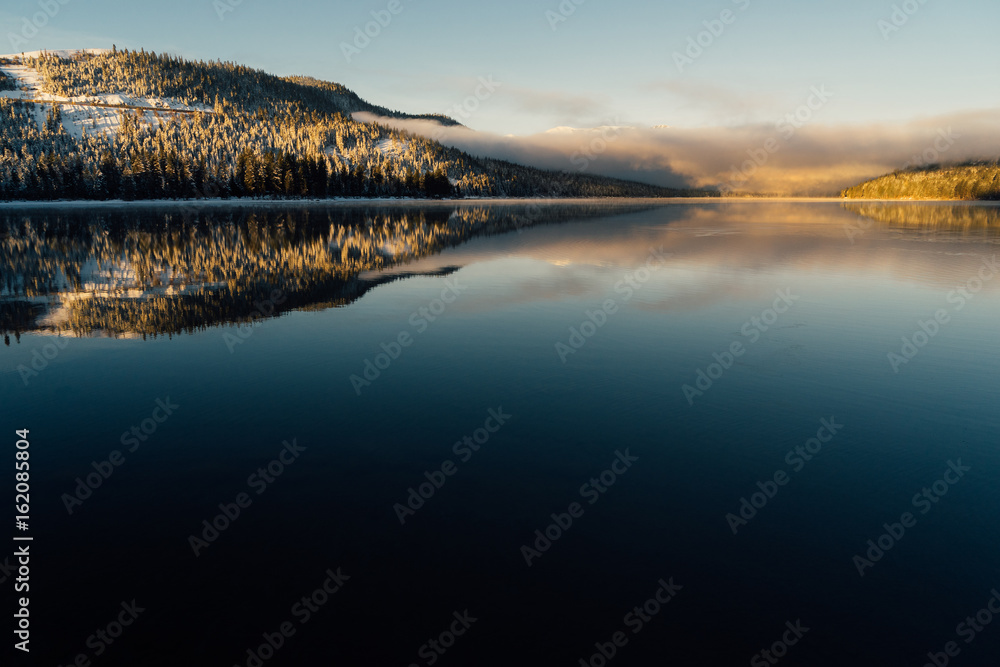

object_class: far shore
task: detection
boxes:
[0,196,725,209]
[1,196,996,209]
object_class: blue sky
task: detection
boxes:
[3,0,999,136]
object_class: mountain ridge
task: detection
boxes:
[0,48,710,202]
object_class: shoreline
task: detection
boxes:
[0,196,718,210]
[0,196,996,209]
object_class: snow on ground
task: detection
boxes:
[57,104,127,139]
[376,137,410,157]
[324,147,352,169]
[0,51,211,138]
[0,64,50,100]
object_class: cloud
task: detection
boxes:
[496,85,613,125]
[355,109,1000,196]
[643,79,778,123]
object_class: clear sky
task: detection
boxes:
[3,0,999,136]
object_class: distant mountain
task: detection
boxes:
[842,162,1000,200]
[0,48,710,201]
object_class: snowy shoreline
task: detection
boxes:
[0,196,723,209]
[0,196,876,210]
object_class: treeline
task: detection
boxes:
[2,141,454,201]
[0,49,698,202]
[842,162,1000,200]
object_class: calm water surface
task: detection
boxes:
[1,200,999,666]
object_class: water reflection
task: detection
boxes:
[0,202,657,339]
[843,200,1000,233]
[2,201,997,340]
[3,200,1000,666]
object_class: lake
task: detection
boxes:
[2,200,999,666]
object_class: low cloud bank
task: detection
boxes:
[355,110,1000,196]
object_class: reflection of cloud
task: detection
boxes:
[356,110,1000,196]
[373,202,1000,316]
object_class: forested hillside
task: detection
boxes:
[842,162,1000,200]
[29,48,458,124]
[0,49,701,201]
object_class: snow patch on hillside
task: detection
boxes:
[325,147,352,169]
[0,55,211,138]
[376,137,410,157]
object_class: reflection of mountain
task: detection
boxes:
[0,203,657,339]
[843,201,1000,235]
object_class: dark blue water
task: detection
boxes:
[2,201,999,666]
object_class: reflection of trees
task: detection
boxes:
[0,301,36,343]
[842,202,1000,237]
[0,203,656,339]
